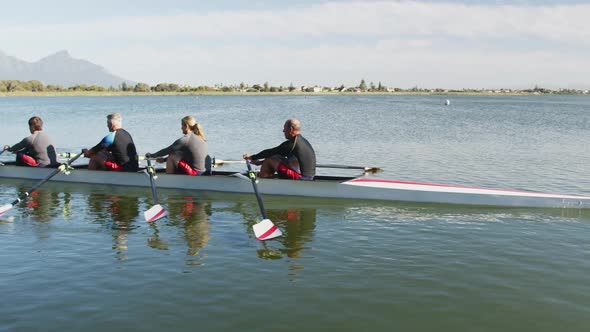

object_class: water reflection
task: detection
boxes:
[149,195,212,265]
[14,186,62,240]
[147,222,169,250]
[260,208,317,260]
[86,192,140,261]
[19,187,61,223]
[215,199,318,262]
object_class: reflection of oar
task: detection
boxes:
[0,151,83,217]
[246,159,282,241]
[214,158,382,173]
[143,158,167,223]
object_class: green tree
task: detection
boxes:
[46,84,63,91]
[7,80,24,92]
[359,79,367,92]
[154,83,169,92]
[89,85,105,91]
[26,80,45,92]
[288,82,295,92]
[121,82,128,91]
[134,83,151,92]
[263,82,269,92]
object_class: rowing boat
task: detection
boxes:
[0,162,589,209]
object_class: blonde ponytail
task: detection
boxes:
[182,115,207,141]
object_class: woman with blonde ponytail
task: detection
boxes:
[145,116,208,175]
[184,116,206,142]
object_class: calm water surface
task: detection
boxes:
[1,95,590,331]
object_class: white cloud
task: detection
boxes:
[2,2,590,42]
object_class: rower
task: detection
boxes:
[3,116,58,168]
[145,115,209,175]
[243,118,316,180]
[82,113,139,172]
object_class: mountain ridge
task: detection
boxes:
[0,50,134,87]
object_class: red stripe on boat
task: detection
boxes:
[257,225,278,240]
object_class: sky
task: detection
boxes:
[1,0,589,89]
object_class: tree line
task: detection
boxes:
[1,79,587,95]
[0,79,389,93]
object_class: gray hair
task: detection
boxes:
[107,113,122,127]
[285,118,301,130]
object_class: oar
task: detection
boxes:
[214,158,382,173]
[246,159,282,241]
[143,158,167,223]
[0,151,83,217]
[212,158,246,167]
[0,149,6,165]
[316,164,382,173]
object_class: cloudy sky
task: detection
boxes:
[1,0,589,89]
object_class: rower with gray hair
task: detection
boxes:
[82,113,139,172]
[243,118,316,180]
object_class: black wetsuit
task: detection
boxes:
[90,128,139,172]
[250,134,316,178]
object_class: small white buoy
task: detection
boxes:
[445,99,450,106]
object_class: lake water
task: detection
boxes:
[1,95,589,331]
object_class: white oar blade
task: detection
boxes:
[0,204,14,217]
[144,204,167,223]
[253,219,282,241]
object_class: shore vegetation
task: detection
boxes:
[1,80,588,97]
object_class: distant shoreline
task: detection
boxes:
[1,91,588,97]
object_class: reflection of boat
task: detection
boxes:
[1,163,590,209]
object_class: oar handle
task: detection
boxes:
[246,159,267,219]
[58,152,77,158]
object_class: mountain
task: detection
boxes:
[0,50,134,88]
